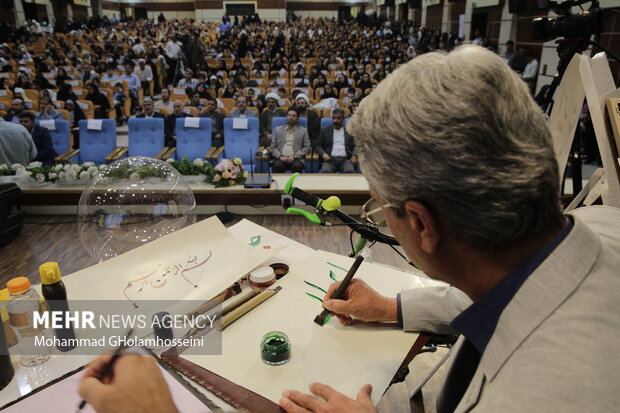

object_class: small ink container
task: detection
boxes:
[261,331,291,365]
[249,266,276,289]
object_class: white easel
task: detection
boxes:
[548,52,620,211]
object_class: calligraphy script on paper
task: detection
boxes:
[123,252,213,307]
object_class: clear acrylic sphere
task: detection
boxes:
[78,157,197,262]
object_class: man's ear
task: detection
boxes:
[403,200,440,254]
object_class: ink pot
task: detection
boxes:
[261,331,291,366]
[249,266,276,289]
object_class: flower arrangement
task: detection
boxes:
[166,156,212,176]
[206,158,248,188]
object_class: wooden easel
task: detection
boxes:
[549,52,620,210]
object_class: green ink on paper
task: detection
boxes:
[329,270,337,281]
[305,292,323,302]
[326,262,347,272]
[304,280,327,293]
[249,235,261,246]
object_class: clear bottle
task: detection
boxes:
[6,277,51,367]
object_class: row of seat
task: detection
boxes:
[44,118,342,173]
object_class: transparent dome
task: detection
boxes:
[78,157,197,262]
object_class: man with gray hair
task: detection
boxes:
[75,47,620,413]
[279,46,620,411]
[136,98,165,119]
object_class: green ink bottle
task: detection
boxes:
[260,331,291,365]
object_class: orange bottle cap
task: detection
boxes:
[7,277,30,294]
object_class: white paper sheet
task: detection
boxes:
[232,118,248,130]
[184,117,200,128]
[184,249,427,405]
[39,120,56,131]
[87,119,102,131]
[62,217,275,306]
[2,363,211,412]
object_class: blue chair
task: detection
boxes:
[320,118,332,130]
[36,119,77,163]
[77,119,121,164]
[128,118,166,158]
[223,117,262,171]
[174,117,218,162]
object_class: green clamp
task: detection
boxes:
[286,207,321,225]
[284,172,300,195]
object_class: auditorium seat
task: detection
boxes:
[174,117,219,163]
[77,119,122,164]
[36,119,76,163]
[128,118,166,158]
[223,117,263,172]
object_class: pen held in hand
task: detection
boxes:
[314,255,365,326]
[76,328,134,412]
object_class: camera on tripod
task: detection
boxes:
[532,0,602,41]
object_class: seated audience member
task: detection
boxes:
[229,96,258,118]
[199,98,225,147]
[186,92,206,110]
[196,83,213,100]
[101,65,120,85]
[121,64,141,107]
[0,118,37,165]
[36,96,63,121]
[271,107,310,173]
[177,69,198,90]
[165,100,188,147]
[57,83,77,102]
[113,84,127,125]
[3,98,26,123]
[347,97,361,118]
[222,84,238,99]
[259,93,286,146]
[315,108,357,173]
[342,87,358,106]
[64,99,86,148]
[86,84,111,119]
[136,97,165,119]
[356,72,374,94]
[295,94,320,146]
[18,112,57,165]
[155,88,174,113]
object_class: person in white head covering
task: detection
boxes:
[259,93,286,146]
[295,93,321,146]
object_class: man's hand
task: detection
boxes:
[280,383,376,413]
[323,279,397,324]
[350,155,358,166]
[322,153,331,161]
[79,355,179,413]
[215,133,222,139]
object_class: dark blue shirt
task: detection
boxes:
[451,217,574,354]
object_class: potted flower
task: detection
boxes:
[206,158,248,188]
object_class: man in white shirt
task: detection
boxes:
[165,35,183,85]
[132,39,146,55]
[521,51,539,94]
[0,118,37,165]
[101,66,120,86]
[134,59,153,93]
[315,108,357,173]
[177,69,198,90]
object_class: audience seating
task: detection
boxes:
[75,119,122,164]
[173,117,220,163]
[222,117,263,172]
[127,118,166,158]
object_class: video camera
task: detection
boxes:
[532,0,602,41]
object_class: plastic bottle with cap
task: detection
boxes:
[40,262,77,352]
[6,276,51,366]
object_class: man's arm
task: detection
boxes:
[400,286,471,334]
[296,129,311,158]
[314,128,327,156]
[271,127,282,159]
